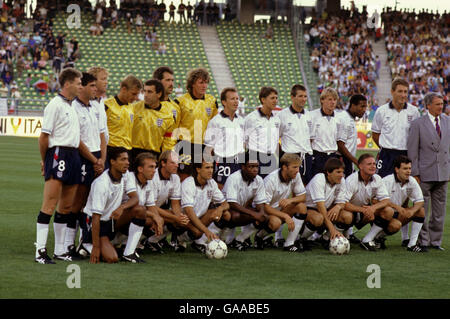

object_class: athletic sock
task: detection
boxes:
[401,224,409,241]
[53,212,69,256]
[147,226,169,243]
[345,226,354,237]
[408,218,424,248]
[123,218,145,256]
[208,222,221,236]
[219,227,233,243]
[63,212,78,253]
[225,228,236,244]
[362,215,389,243]
[36,211,52,258]
[177,231,192,243]
[194,233,208,246]
[235,224,257,242]
[274,227,283,241]
[300,221,317,239]
[284,214,305,247]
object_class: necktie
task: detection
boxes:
[435,117,441,138]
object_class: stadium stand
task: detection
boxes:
[8,8,218,112]
[382,8,449,111]
[216,20,305,109]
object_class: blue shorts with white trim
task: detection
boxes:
[44,146,81,185]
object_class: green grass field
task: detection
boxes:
[1,136,449,299]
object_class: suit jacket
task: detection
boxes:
[407,113,450,182]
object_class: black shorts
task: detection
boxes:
[80,151,101,186]
[173,140,211,175]
[213,153,244,184]
[376,148,407,178]
[81,213,116,243]
[44,146,81,185]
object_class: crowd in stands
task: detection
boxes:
[304,7,378,109]
[382,7,449,112]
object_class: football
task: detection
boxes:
[329,236,350,255]
[206,239,228,259]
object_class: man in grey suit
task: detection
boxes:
[407,92,449,251]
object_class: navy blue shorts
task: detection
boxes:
[80,151,101,186]
[279,150,314,186]
[248,150,278,179]
[311,150,339,178]
[376,148,407,178]
[213,153,244,184]
[44,146,81,185]
[81,213,116,243]
[340,155,355,178]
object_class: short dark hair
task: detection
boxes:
[144,79,165,101]
[220,87,237,104]
[81,72,97,86]
[259,86,277,104]
[391,77,409,91]
[393,155,411,169]
[59,68,82,87]
[153,66,174,81]
[108,147,129,165]
[324,158,344,174]
[349,94,367,107]
[358,153,374,165]
[291,84,306,97]
[135,152,157,171]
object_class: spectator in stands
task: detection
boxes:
[175,82,183,97]
[2,71,13,89]
[158,41,167,55]
[206,2,214,25]
[135,13,144,33]
[32,76,48,95]
[169,2,176,23]
[49,76,60,93]
[38,56,47,70]
[90,23,103,36]
[111,6,118,29]
[178,1,186,23]
[186,1,194,23]
[0,82,8,98]
[195,1,205,25]
[126,12,133,34]
[9,85,20,115]
[25,73,32,88]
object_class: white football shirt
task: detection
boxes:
[337,110,358,157]
[151,168,181,208]
[371,102,420,150]
[123,172,155,207]
[41,94,80,148]
[345,172,389,207]
[73,98,105,152]
[84,169,137,221]
[244,108,281,154]
[382,174,424,206]
[264,169,306,209]
[277,106,313,155]
[181,176,225,218]
[309,108,340,154]
[305,173,347,209]
[222,170,267,206]
[91,97,109,144]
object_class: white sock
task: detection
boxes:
[236,224,257,242]
[35,223,49,258]
[195,233,208,246]
[177,231,192,243]
[54,222,68,256]
[362,224,383,243]
[408,221,423,248]
[345,226,354,237]
[82,243,93,253]
[322,231,330,241]
[148,226,169,243]
[219,227,234,244]
[284,217,304,247]
[63,227,77,253]
[308,232,320,241]
[208,223,221,236]
[401,224,409,241]
[123,222,144,256]
[300,224,316,239]
[274,227,283,241]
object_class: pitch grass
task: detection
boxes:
[0,136,449,299]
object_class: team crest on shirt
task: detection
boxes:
[288,122,292,127]
[407,115,413,122]
[156,118,163,127]
[57,171,63,178]
[275,122,280,128]
[206,107,212,116]
[406,188,413,197]
[334,187,340,196]
[207,190,213,199]
[371,187,378,197]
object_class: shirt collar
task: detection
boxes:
[358,171,374,183]
[75,97,91,108]
[278,169,290,184]
[394,173,408,185]
[347,109,357,119]
[289,105,305,115]
[145,103,162,111]
[194,175,207,188]
[108,169,122,183]
[220,110,238,119]
[114,95,126,106]
[158,167,170,181]
[134,171,148,187]
[58,93,73,104]
[389,101,407,110]
[190,92,205,101]
[427,111,440,123]
[258,107,273,118]
[240,169,254,185]
[320,108,334,117]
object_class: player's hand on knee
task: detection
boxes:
[285,215,295,232]
[111,206,124,220]
[90,247,100,264]
[177,214,190,226]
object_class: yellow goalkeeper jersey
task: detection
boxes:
[161,97,181,128]
[175,92,218,143]
[105,95,134,150]
[132,101,176,152]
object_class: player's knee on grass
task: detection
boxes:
[101,237,119,263]
[268,215,282,232]
[387,218,402,234]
